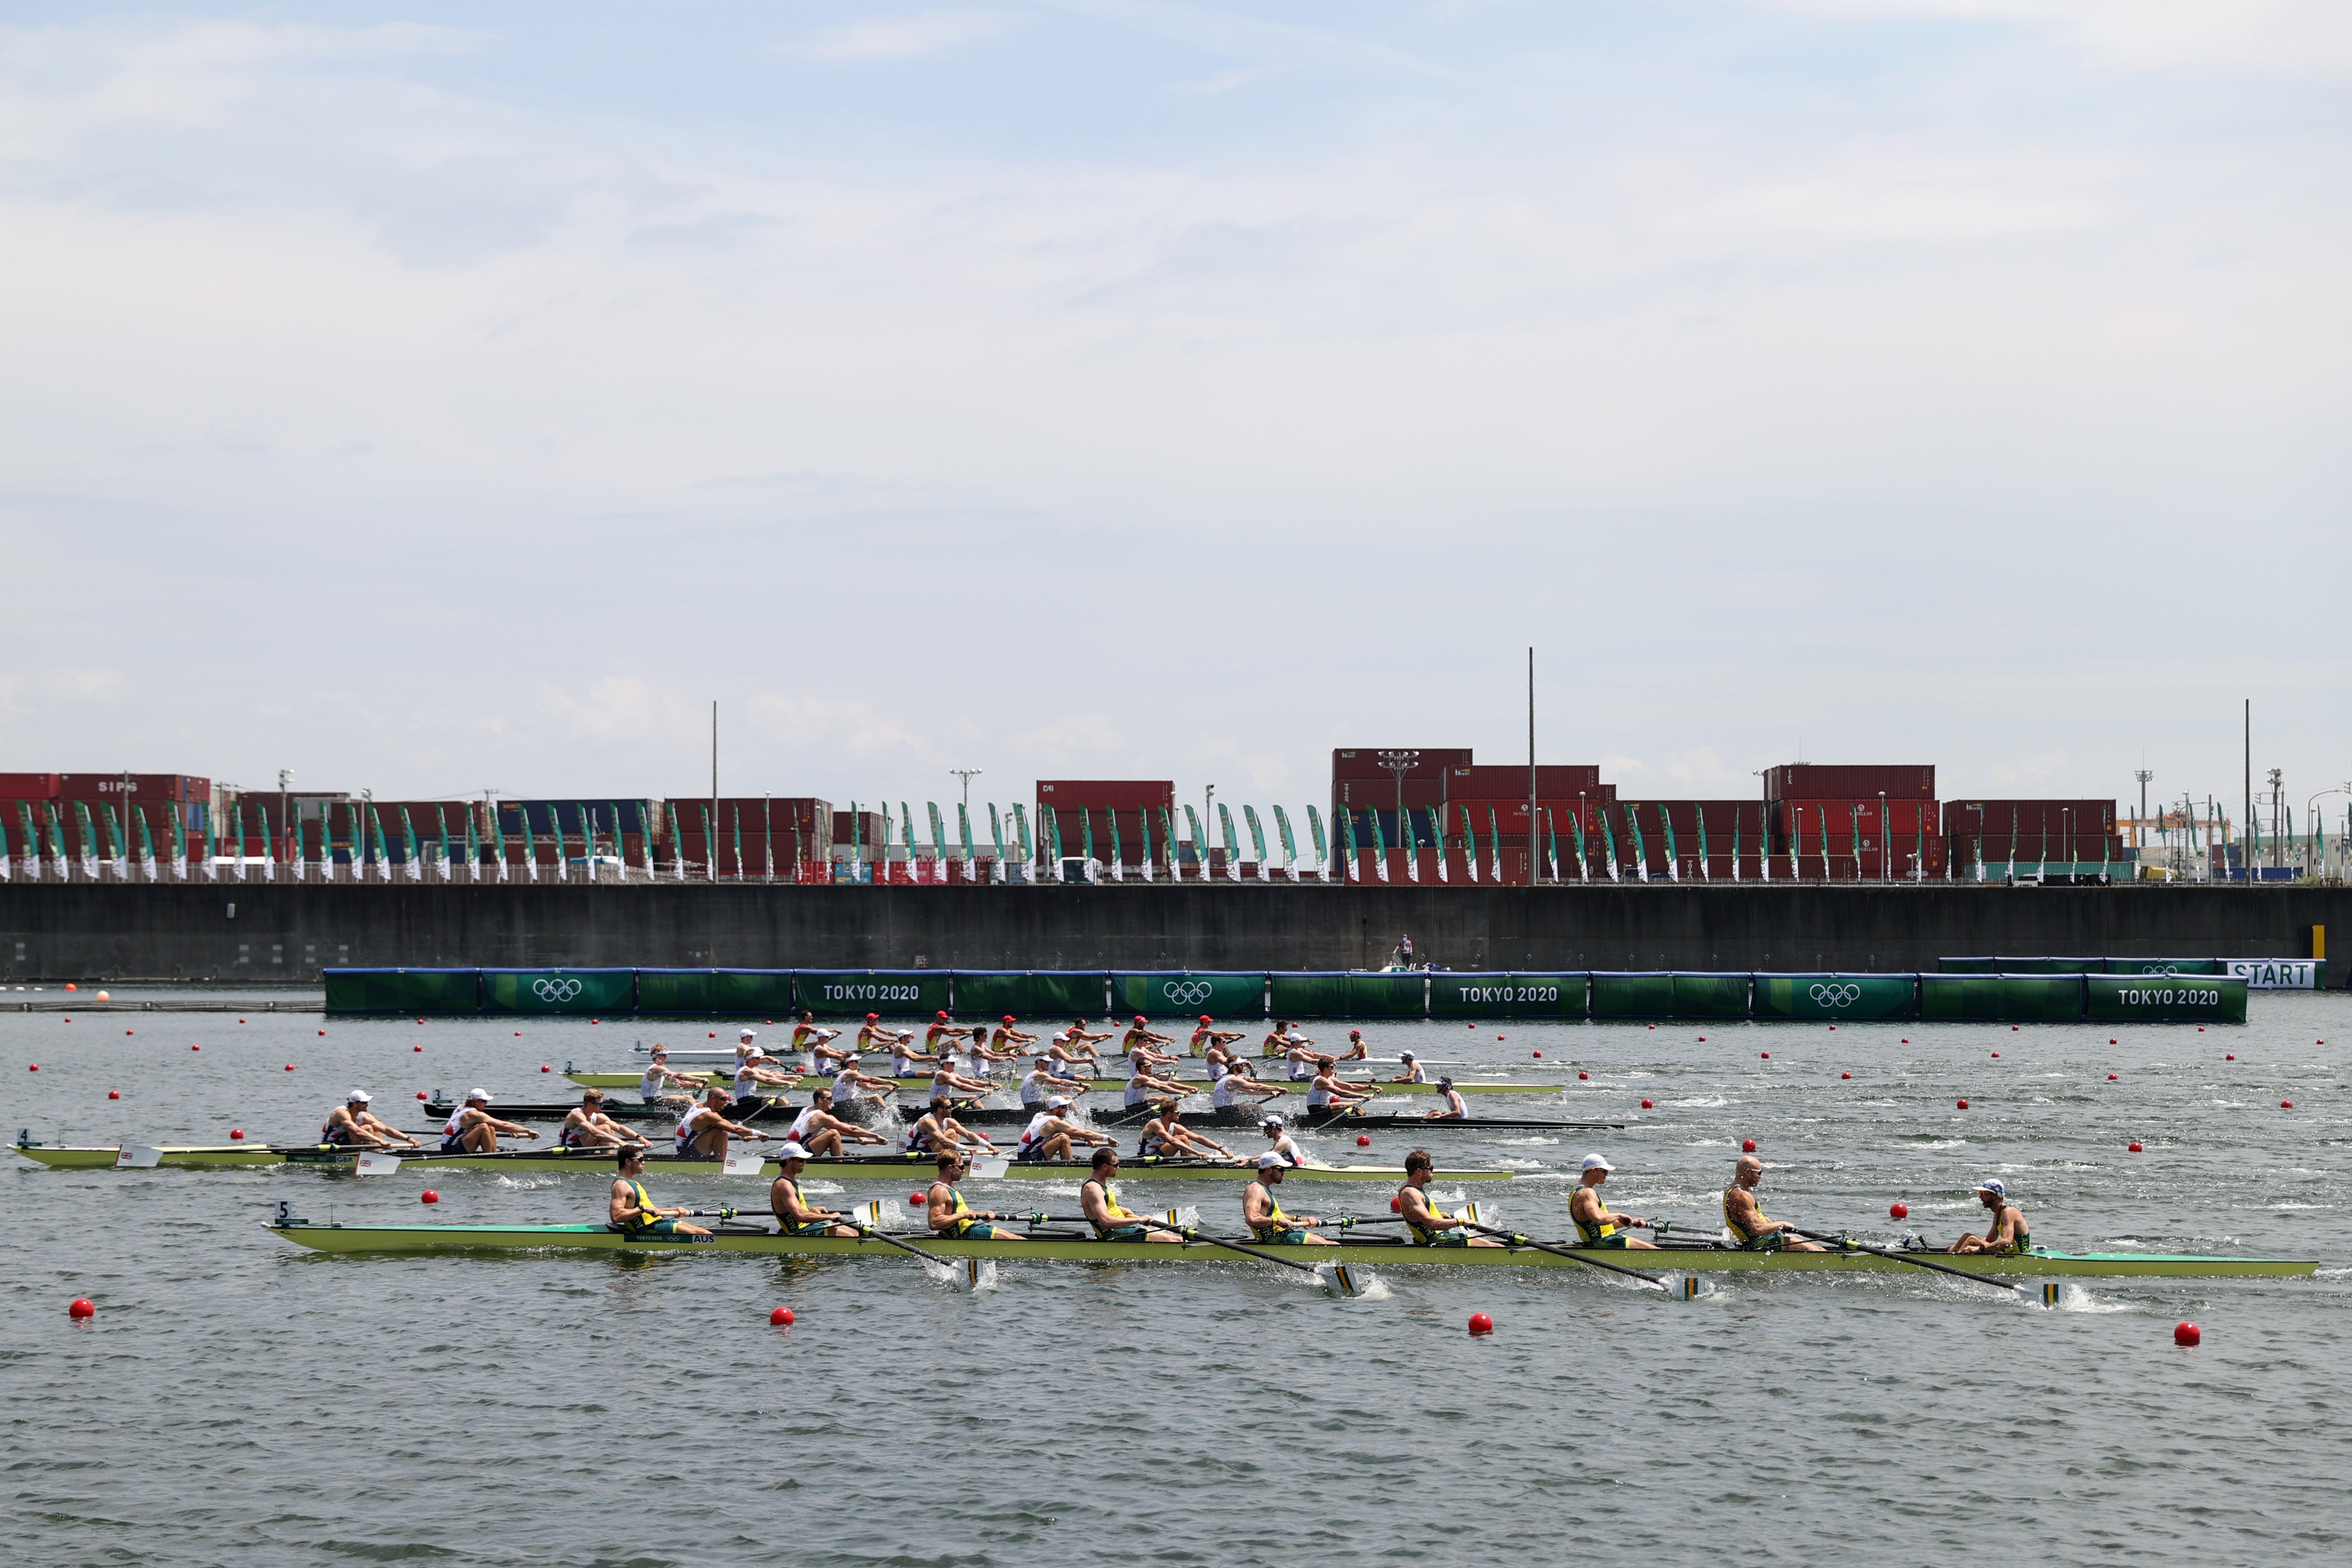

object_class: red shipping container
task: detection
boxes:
[1774,799,1941,841]
[1763,765,1934,801]
[1333,778,1455,812]
[0,773,60,799]
[1448,764,1604,796]
[1036,780,1175,810]
[54,773,206,803]
[1943,799,2116,838]
[1331,748,1473,782]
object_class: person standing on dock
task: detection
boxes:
[442,1089,540,1154]
[1723,1155,1823,1252]
[560,1089,649,1151]
[1947,1179,2032,1257]
[1398,1150,1503,1248]
[674,1086,763,1163]
[609,1146,711,1239]
[1081,1147,1184,1243]
[769,1143,861,1237]
[321,1090,419,1149]
[1243,1152,1336,1244]
[784,1087,888,1157]
[1569,1154,1659,1249]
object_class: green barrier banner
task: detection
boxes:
[1429,974,1589,1019]
[1997,974,2086,1021]
[1920,975,2004,1021]
[950,971,1108,1020]
[1994,958,2106,975]
[1590,973,1680,1019]
[1673,973,1751,1018]
[480,968,636,1016]
[323,968,481,1015]
[794,970,952,1017]
[2086,974,2247,1024]
[1111,972,1266,1020]
[635,969,797,1016]
[1266,972,1425,1019]
[2104,959,2223,976]
[1752,974,1918,1022]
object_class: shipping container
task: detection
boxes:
[1331,748,1473,783]
[52,772,208,803]
[1447,764,1604,796]
[1763,765,1934,801]
[0,773,60,799]
[1036,780,1175,810]
[1942,799,2117,838]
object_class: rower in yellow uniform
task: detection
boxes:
[926,1151,1017,1240]
[1722,1154,1824,1251]
[1397,1148,1504,1247]
[1569,1153,1659,1249]
[1242,1151,1337,1245]
[608,1146,711,1238]
[1947,1178,2032,1256]
[769,1142,861,1237]
[1080,1147,1184,1243]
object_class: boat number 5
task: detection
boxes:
[275,1201,292,1225]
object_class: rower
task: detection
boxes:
[321,1089,418,1149]
[927,1151,1016,1239]
[964,1023,1020,1080]
[1398,1148,1503,1247]
[675,1086,763,1163]
[1421,1077,1469,1121]
[609,1146,710,1238]
[1015,1096,1112,1162]
[905,1095,998,1156]
[1389,1051,1429,1085]
[1125,1059,1197,1110]
[853,1013,898,1055]
[1044,1022,1105,1076]
[1337,1028,1370,1062]
[769,1142,860,1237]
[990,1015,1038,1055]
[927,1056,996,1101]
[1211,1058,1285,1114]
[1947,1178,2032,1256]
[887,1028,938,1079]
[1020,1058,1082,1109]
[1190,1015,1245,1058]
[1259,1115,1306,1167]
[561,1089,649,1150]
[784,1087,887,1157]
[1307,1058,1374,1117]
[791,1011,851,1074]
[728,1048,795,1117]
[638,1046,704,1108]
[831,1057,901,1112]
[1724,1154,1824,1252]
[1121,1015,1176,1071]
[1569,1153,1659,1249]
[1081,1147,1183,1243]
[1137,1100,1235,1161]
[1243,1151,1335,1244]
[1202,1036,1236,1081]
[923,1011,971,1061]
[441,1089,539,1153]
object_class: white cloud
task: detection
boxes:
[1748,0,2352,79]
[782,9,1026,62]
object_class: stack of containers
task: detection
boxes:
[1,773,210,873]
[1942,800,2120,876]
[1764,764,1937,879]
[1036,780,1175,877]
[667,797,831,879]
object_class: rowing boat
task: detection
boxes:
[564,1070,1551,1096]
[418,1099,1612,1133]
[265,1220,2318,1277]
[13,1139,1512,1182]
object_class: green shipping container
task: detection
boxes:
[323,967,480,1016]
[2104,959,2222,976]
[480,968,636,1016]
[1267,972,1426,1020]
[1110,972,1266,1021]
[1428,974,1589,1019]
[635,969,797,1016]
[793,970,952,1018]
[1591,972,1749,1020]
[1752,974,1917,1022]
[951,971,1108,1020]
[2086,974,2247,1024]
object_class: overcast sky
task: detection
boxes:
[1,2,2345,826]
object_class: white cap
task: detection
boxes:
[465,1088,492,1103]
[347,1089,371,1103]
[1261,1116,1283,1129]
[740,1028,757,1039]
[1255,1150,1289,1168]
[1048,1095,1073,1109]
[1399,1052,1415,1061]
[778,1141,812,1160]
[1974,1178,2006,1196]
[1580,1153,1613,1172]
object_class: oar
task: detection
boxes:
[1182,1231,1363,1298]
[1452,1220,1670,1289]
[856,1225,985,1290]
[1789,1227,2039,1298]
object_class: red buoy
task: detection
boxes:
[2226,1054,2235,1061]
[418,1020,424,1025]
[414,1045,423,1052]
[541,1065,551,1073]
[231,1129,244,1140]
[1497,1035,1506,1041]
[709,1032,717,1038]
[2109,1074,2118,1080]
[1841,1072,1851,1080]
[1356,1134,1371,1147]
[68,1298,95,1319]
[1901,1038,1908,1044]
[237,1018,244,1024]
[1760,1052,1770,1060]
[421,1190,440,1204]
[316,1029,325,1036]
[1956,1098,1970,1109]
[910,1194,926,1206]
[1390,1195,1402,1212]
[284,1064,295,1072]
[1991,1052,1999,1058]
[2174,1322,2200,1347]
[2109,1039,2116,1045]
[2282,1100,2294,1109]
[1578,1072,1588,1081]
[770,1307,794,1326]
[1640,1099,1653,1109]
[592,1019,600,1025]
[191,1045,199,1051]
[26,1064,36,1071]
[2128,1141,2142,1152]
[2011,1025,2019,1032]
[1531,1051,1540,1059]
[64,983,76,991]
[1889,1202,1908,1220]
[108,1090,119,1099]
[515,1031,522,1036]
[416,1091,427,1099]
[1467,1312,1494,1335]
[125,1029,133,1036]
[1648,1025,1655,1030]
[1827,1025,1836,1032]
[1742,1138,1757,1153]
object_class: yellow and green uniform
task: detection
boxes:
[1571,1187,1628,1249]
[773,1176,836,1237]
[1401,1184,1472,1247]
[1722,1185,1786,1252]
[1986,1205,2031,1256]
[613,1178,675,1235]
[1085,1178,1152,1241]
[1246,1179,1309,1244]
[933,1181,1008,1240]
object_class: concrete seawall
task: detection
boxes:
[0,883,2339,981]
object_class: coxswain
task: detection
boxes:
[1211,1059,1286,1114]
[1014,1096,1111,1162]
[1259,1115,1307,1167]
[1947,1179,2032,1256]
[1421,1077,1469,1121]
[1723,1154,1823,1251]
[1569,1153,1659,1248]
[1242,1151,1335,1244]
[609,1146,709,1238]
[927,1151,1017,1239]
[791,1011,852,1074]
[1136,1100,1235,1161]
[1389,1051,1429,1084]
[1081,1147,1183,1243]
[638,1046,705,1108]
[1307,1057,1374,1116]
[1125,1059,1197,1109]
[769,1142,860,1237]
[784,1086,887,1156]
[1398,1148,1504,1247]
[1337,1028,1370,1062]
[905,1095,997,1155]
[561,1089,649,1150]
[1190,1015,1246,1058]
[831,1057,902,1112]
[441,1089,539,1153]
[675,1086,764,1163]
[321,1089,418,1148]
[1020,1057,1084,1108]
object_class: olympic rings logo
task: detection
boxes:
[1808,983,1863,1008]
[532,977,584,1002]
[1162,980,1214,1007]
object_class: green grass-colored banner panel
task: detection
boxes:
[2104,959,2222,976]
[1938,958,2000,973]
[794,970,952,1017]
[1997,974,2086,1021]
[1919,975,2004,1021]
[1266,972,1425,1019]
[1343,973,1428,1017]
[2086,974,2247,1024]
[1752,974,1918,1022]
[1428,973,1589,1019]
[480,968,636,1016]
[1267,972,1348,1018]
[950,971,1108,1020]
[1673,973,1752,1019]
[1995,958,2106,975]
[323,968,480,1015]
[635,969,797,1016]
[1590,972,1681,1019]
[1110,972,1266,1020]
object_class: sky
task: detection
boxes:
[0,2,2346,828]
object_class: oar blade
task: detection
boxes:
[1315,1261,1364,1298]
[114,1146,163,1169]
[969,1155,1010,1180]
[722,1150,767,1176]
[354,1152,404,1176]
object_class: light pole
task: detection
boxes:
[2134,768,2153,854]
[1378,750,1419,882]
[1204,784,1215,879]
[1878,790,1888,883]
[950,770,981,881]
[2304,785,2348,881]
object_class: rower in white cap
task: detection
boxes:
[1569,1154,1658,1249]
[1014,1096,1111,1162]
[441,1089,539,1154]
[1258,1115,1306,1168]
[1389,1051,1429,1084]
[769,1143,861,1237]
[1421,1076,1469,1121]
[1947,1178,2031,1256]
[1242,1151,1335,1244]
[321,1089,417,1149]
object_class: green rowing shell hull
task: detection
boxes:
[266,1224,2318,1278]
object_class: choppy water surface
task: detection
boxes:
[3,992,2348,1566]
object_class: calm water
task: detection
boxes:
[4,991,2348,1567]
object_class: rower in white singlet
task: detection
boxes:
[1259,1116,1306,1167]
[783,1087,886,1157]
[441,1089,537,1153]
[638,1047,703,1107]
[1013,1096,1110,1162]
[1211,1060,1285,1112]
[1389,1051,1429,1084]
